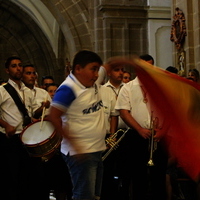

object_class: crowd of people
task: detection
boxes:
[0,52,199,200]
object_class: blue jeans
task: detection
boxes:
[62,151,103,200]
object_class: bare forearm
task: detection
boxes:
[49,116,63,135]
[119,110,142,132]
[48,106,65,137]
[119,109,151,139]
[0,119,16,137]
[0,119,9,128]
[33,101,50,119]
[110,116,118,134]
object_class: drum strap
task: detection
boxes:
[4,83,32,127]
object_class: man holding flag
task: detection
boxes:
[106,55,200,199]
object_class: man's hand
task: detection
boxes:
[41,100,50,109]
[5,124,16,138]
[138,127,151,139]
[33,100,50,119]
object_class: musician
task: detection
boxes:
[114,55,168,200]
[101,85,119,200]
[46,83,59,99]
[22,64,72,200]
[101,59,128,200]
[103,60,126,129]
[0,56,39,200]
[22,64,51,119]
[41,75,54,89]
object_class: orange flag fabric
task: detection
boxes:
[132,58,200,182]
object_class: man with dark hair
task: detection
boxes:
[4,55,22,68]
[139,54,154,65]
[166,66,178,74]
[114,55,167,200]
[41,75,54,89]
[48,50,107,200]
[0,56,39,200]
[46,83,59,99]
[71,50,103,74]
[22,64,51,119]
[22,64,72,200]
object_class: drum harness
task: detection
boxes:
[3,83,32,128]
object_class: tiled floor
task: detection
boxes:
[48,179,197,200]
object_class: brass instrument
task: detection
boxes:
[102,128,129,161]
[147,113,159,167]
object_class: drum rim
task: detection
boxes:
[27,136,62,157]
[20,119,56,145]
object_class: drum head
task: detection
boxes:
[21,120,55,145]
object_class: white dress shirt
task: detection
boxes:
[0,79,38,134]
[115,77,151,128]
[104,80,127,129]
[31,86,52,116]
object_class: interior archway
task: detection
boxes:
[0,0,66,85]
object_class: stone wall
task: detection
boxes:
[41,0,150,77]
[0,0,173,84]
[0,0,60,84]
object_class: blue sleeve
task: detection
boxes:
[52,85,76,107]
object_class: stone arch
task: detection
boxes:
[0,0,64,84]
[41,0,94,60]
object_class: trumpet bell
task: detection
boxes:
[147,159,154,167]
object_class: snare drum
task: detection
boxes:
[20,120,62,161]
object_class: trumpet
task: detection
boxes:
[147,113,159,167]
[102,128,129,161]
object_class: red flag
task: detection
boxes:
[133,58,200,182]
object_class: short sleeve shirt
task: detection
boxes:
[115,77,150,128]
[51,73,106,155]
[0,79,38,134]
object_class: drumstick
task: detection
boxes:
[40,94,48,130]
[40,107,46,130]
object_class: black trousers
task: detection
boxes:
[0,132,35,200]
[0,132,72,200]
[101,129,168,200]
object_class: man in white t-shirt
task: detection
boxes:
[48,50,107,200]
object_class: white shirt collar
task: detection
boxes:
[8,79,26,91]
[105,80,124,89]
